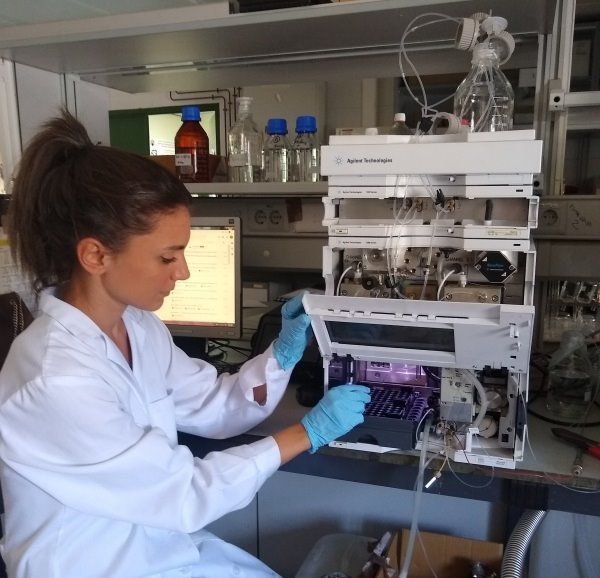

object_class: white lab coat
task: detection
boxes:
[0,290,290,578]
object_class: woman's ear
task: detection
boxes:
[76,238,111,275]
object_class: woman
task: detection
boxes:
[0,111,370,578]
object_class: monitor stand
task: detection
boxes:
[173,336,208,359]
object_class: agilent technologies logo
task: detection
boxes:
[346,157,393,165]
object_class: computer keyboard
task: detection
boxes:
[209,358,241,375]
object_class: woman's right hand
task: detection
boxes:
[300,384,371,453]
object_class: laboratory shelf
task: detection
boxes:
[186,181,328,197]
[0,0,556,93]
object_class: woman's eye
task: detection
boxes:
[161,257,176,264]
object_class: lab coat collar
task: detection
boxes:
[39,288,146,368]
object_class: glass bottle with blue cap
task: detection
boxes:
[262,118,291,182]
[290,115,320,182]
[174,105,210,182]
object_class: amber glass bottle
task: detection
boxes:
[174,105,210,182]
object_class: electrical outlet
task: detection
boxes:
[245,200,289,232]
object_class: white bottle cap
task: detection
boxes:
[393,113,406,122]
[455,17,478,51]
[480,16,508,35]
[489,30,515,64]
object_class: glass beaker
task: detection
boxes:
[546,330,595,420]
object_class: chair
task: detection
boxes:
[0,291,34,578]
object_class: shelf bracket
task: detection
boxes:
[549,80,600,111]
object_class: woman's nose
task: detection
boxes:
[176,258,190,281]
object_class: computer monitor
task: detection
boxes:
[155,216,242,345]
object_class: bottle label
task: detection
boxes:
[175,153,192,168]
[175,147,209,182]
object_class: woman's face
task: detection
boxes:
[103,206,191,311]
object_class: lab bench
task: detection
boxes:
[180,386,600,515]
[179,386,600,576]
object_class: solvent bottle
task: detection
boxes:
[546,330,595,420]
[389,112,412,135]
[227,97,262,183]
[174,105,210,182]
[262,118,290,183]
[454,44,514,132]
[290,115,320,182]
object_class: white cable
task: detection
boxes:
[441,424,497,489]
[385,176,417,297]
[437,268,456,301]
[399,417,432,578]
[420,173,440,204]
[336,265,354,296]
[446,454,496,488]
[414,407,434,446]
[386,174,405,283]
[465,369,489,430]
[476,64,495,131]
[419,205,440,300]
[398,13,462,117]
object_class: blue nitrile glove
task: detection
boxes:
[272,293,313,371]
[301,384,371,453]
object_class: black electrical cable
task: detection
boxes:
[210,339,252,356]
[422,366,441,381]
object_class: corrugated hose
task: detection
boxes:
[501,509,546,578]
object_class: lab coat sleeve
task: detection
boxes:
[0,375,281,533]
[159,322,291,438]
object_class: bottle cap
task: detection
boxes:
[266,118,288,135]
[295,115,317,133]
[489,31,515,65]
[455,17,478,51]
[181,105,201,121]
[480,16,508,35]
[393,113,406,122]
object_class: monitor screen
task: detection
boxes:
[155,216,242,340]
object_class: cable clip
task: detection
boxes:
[434,188,445,208]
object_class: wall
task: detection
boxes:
[14,64,109,149]
[7,63,600,578]
[108,82,327,154]
[15,64,64,148]
[324,77,395,136]
[108,77,398,150]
